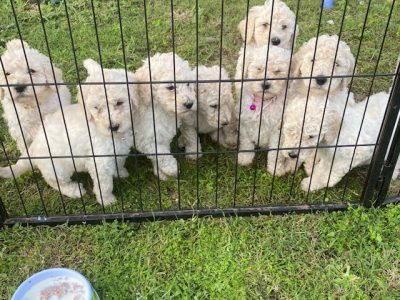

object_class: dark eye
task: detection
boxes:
[28,68,36,74]
[166,85,175,91]
[335,61,340,67]
[116,101,123,106]
[282,25,287,30]
[210,104,218,109]
[5,72,10,76]
[256,67,263,72]
[94,106,99,110]
[310,58,315,62]
[262,22,269,27]
[186,83,189,87]
[273,70,281,75]
[308,135,315,139]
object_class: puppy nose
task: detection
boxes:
[316,76,327,86]
[184,101,193,109]
[109,124,120,132]
[288,151,298,159]
[271,37,281,46]
[262,82,271,90]
[15,85,27,93]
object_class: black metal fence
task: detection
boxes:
[0,0,399,226]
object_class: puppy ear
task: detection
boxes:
[238,11,256,44]
[291,24,299,49]
[339,42,356,90]
[134,61,151,105]
[127,71,139,108]
[322,109,341,144]
[83,58,101,76]
[6,39,30,51]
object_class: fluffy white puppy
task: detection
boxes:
[235,45,292,172]
[238,0,298,49]
[133,52,196,180]
[0,39,71,152]
[281,91,400,192]
[179,65,236,159]
[290,34,355,100]
[0,59,136,205]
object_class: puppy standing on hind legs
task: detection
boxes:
[133,53,196,180]
[0,59,137,205]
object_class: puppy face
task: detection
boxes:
[0,39,63,106]
[243,46,291,101]
[80,59,136,136]
[196,66,234,128]
[238,0,298,49]
[281,99,340,167]
[292,35,355,93]
[135,53,197,116]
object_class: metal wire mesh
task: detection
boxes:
[0,0,399,226]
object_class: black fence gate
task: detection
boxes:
[0,0,399,226]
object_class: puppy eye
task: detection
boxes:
[273,70,281,75]
[308,135,315,139]
[116,101,123,106]
[94,106,99,110]
[256,67,263,72]
[335,61,340,67]
[186,83,189,87]
[166,85,175,91]
[262,22,269,27]
[310,58,315,63]
[282,25,287,30]
[28,68,36,74]
[210,104,218,109]
[5,72,10,76]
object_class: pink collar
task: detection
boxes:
[249,94,277,111]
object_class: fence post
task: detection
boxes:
[361,66,400,207]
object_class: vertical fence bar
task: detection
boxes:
[361,65,400,207]
[0,196,8,227]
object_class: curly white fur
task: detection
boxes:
[238,0,298,49]
[0,59,137,205]
[234,45,292,173]
[0,39,71,152]
[290,34,355,99]
[280,91,400,192]
[179,65,236,159]
[133,52,196,179]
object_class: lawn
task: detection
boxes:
[1,205,400,298]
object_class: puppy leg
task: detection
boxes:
[155,144,179,179]
[180,123,202,160]
[267,130,287,176]
[89,165,117,206]
[238,135,255,166]
[115,157,129,178]
[0,158,31,178]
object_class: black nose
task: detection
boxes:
[288,151,298,159]
[262,82,271,90]
[221,121,229,126]
[185,102,193,109]
[15,85,27,93]
[316,76,327,86]
[110,124,120,132]
[271,37,281,46]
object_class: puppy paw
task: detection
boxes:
[238,152,254,166]
[178,135,185,149]
[117,167,129,178]
[185,148,202,160]
[160,163,179,179]
[100,194,117,206]
[300,177,311,192]
[301,177,323,192]
[62,183,86,198]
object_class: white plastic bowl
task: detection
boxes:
[12,268,100,300]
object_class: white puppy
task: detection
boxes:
[179,65,236,159]
[281,91,400,192]
[0,39,71,152]
[133,52,196,179]
[238,0,298,49]
[235,45,292,172]
[290,34,355,100]
[0,59,136,205]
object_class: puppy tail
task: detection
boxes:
[83,59,101,76]
[0,160,30,178]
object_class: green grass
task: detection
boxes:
[0,0,399,216]
[1,206,400,298]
